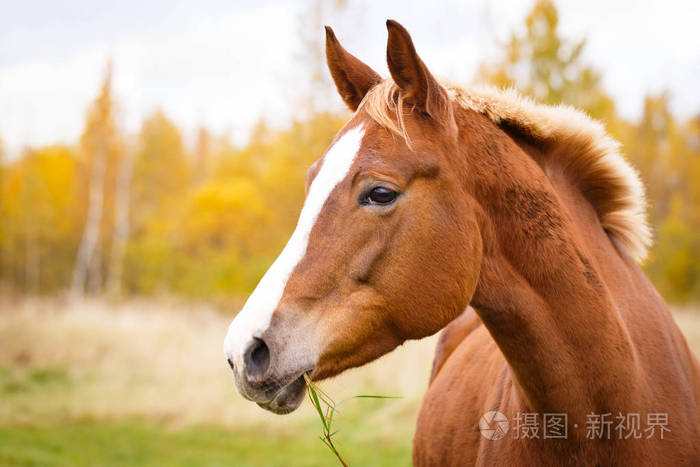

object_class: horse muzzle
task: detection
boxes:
[225,328,316,415]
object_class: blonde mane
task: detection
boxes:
[363,80,651,262]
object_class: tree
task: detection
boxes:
[480,1,700,302]
[106,147,134,296]
[1,146,80,293]
[192,127,213,186]
[124,110,191,294]
[170,112,346,297]
[0,136,5,290]
[626,94,677,221]
[295,0,349,116]
[479,0,615,120]
[627,96,700,302]
[71,63,124,297]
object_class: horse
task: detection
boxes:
[223,20,700,465]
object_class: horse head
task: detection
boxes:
[223,21,481,414]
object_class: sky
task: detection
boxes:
[1,0,699,159]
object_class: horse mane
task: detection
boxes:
[362,80,651,263]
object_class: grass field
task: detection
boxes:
[0,298,699,466]
[0,298,434,466]
[0,419,411,466]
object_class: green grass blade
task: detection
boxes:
[327,405,337,429]
[305,374,401,466]
[304,375,329,432]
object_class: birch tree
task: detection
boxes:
[106,146,134,296]
[71,64,122,297]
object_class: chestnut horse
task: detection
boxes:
[224,21,700,465]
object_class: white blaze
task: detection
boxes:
[223,125,365,369]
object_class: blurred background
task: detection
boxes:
[1,0,699,465]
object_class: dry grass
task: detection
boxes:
[0,297,436,434]
[1,297,698,436]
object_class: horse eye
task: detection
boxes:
[364,187,398,205]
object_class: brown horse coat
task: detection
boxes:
[223,21,700,465]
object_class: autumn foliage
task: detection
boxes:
[0,1,698,302]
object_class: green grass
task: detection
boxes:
[0,362,412,466]
[0,419,411,467]
[304,374,403,466]
[0,366,72,396]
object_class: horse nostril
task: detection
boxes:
[227,357,234,371]
[243,337,271,382]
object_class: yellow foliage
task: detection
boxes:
[182,179,269,250]
[0,4,697,302]
[1,146,80,291]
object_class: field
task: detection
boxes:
[0,298,438,466]
[1,298,699,466]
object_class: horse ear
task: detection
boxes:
[325,26,382,111]
[385,20,446,118]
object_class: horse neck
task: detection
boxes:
[460,113,640,418]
